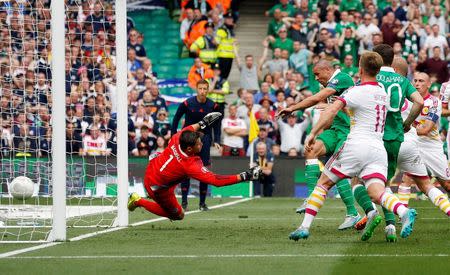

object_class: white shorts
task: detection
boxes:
[418,144,450,181]
[397,139,428,178]
[323,141,388,184]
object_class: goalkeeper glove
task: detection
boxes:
[239,166,262,181]
[199,112,222,129]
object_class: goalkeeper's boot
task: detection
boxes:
[354,215,368,231]
[361,210,382,241]
[127,193,141,212]
[289,226,309,241]
[295,200,307,214]
[385,224,397,243]
[400,208,417,238]
[338,214,361,230]
[199,203,209,211]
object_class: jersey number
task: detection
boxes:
[160,155,174,172]
[379,83,403,112]
[375,104,387,132]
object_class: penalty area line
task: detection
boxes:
[0,197,254,259]
[2,254,450,260]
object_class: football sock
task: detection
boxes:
[382,187,397,225]
[380,192,408,218]
[427,187,450,216]
[336,179,358,216]
[353,184,375,214]
[199,182,208,205]
[180,179,190,204]
[305,159,321,196]
[397,186,411,207]
[136,198,171,217]
[301,184,328,228]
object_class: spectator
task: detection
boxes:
[268,27,294,54]
[215,12,236,79]
[341,54,358,78]
[309,28,330,55]
[127,48,141,73]
[336,11,356,35]
[234,50,260,93]
[128,29,147,62]
[260,45,288,76]
[265,0,296,18]
[135,125,157,155]
[277,113,308,155]
[356,13,381,53]
[149,83,167,116]
[187,57,214,89]
[207,64,230,126]
[180,8,195,41]
[282,14,308,45]
[237,92,261,148]
[338,27,358,64]
[154,135,167,153]
[190,22,218,66]
[339,0,363,13]
[416,47,449,84]
[84,2,109,33]
[222,104,247,157]
[254,82,276,104]
[81,125,109,156]
[428,5,447,34]
[319,11,337,36]
[289,41,312,82]
[153,108,171,141]
[267,9,285,38]
[256,107,276,139]
[380,12,401,46]
[424,24,448,59]
[13,123,37,157]
[397,21,421,59]
[252,142,275,197]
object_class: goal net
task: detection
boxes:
[0,0,128,243]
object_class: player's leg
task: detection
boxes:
[130,186,184,220]
[365,177,417,239]
[352,178,376,230]
[398,174,414,206]
[289,173,336,240]
[381,140,401,232]
[180,178,190,210]
[199,135,212,211]
[412,176,450,217]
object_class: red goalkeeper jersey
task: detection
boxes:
[144,126,240,189]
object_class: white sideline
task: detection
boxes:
[0,197,254,258]
[1,254,449,260]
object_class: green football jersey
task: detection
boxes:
[376,67,417,142]
[326,69,355,131]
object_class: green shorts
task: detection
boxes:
[384,140,402,181]
[317,128,348,155]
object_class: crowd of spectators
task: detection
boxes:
[1,0,449,161]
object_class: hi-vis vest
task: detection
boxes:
[207,77,230,103]
[190,35,217,63]
[216,27,235,58]
[184,20,207,48]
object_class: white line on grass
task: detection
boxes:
[2,254,450,260]
[189,217,449,221]
[0,197,254,258]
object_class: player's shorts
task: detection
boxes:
[323,141,388,185]
[144,183,183,218]
[397,139,428,178]
[447,129,450,160]
[317,127,348,155]
[383,139,402,181]
[418,144,450,181]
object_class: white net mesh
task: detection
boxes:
[0,0,120,242]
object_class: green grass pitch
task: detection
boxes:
[1,198,449,274]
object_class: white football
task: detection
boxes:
[10,176,34,200]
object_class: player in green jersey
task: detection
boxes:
[353,45,424,242]
[278,60,361,230]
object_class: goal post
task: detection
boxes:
[0,0,129,243]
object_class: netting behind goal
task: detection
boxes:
[0,0,122,242]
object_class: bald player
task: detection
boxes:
[278,60,361,230]
[391,59,450,217]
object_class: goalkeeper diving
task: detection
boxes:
[128,112,262,220]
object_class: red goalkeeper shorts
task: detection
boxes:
[144,182,182,217]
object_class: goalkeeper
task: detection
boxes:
[128,112,262,220]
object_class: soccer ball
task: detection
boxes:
[10,176,34,200]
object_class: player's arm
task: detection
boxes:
[187,161,262,187]
[277,88,336,117]
[416,105,440,136]
[170,101,188,134]
[305,99,344,151]
[404,91,424,132]
[441,85,450,117]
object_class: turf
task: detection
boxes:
[1,198,449,274]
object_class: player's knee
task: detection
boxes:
[365,178,385,203]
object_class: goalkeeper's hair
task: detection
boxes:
[373,44,394,66]
[196,79,209,88]
[359,52,383,77]
[180,130,203,151]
